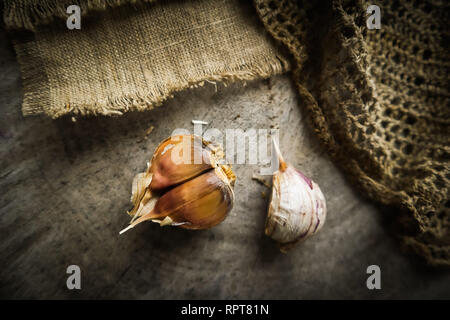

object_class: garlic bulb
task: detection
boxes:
[265,139,326,251]
[120,134,235,234]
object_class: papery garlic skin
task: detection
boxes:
[265,140,326,250]
[266,167,326,244]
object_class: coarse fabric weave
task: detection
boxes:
[8,0,289,118]
[254,0,449,266]
[3,0,155,31]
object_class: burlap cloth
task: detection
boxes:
[5,0,289,117]
[4,0,449,266]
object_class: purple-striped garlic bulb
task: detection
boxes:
[265,140,327,252]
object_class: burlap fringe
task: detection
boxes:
[58,60,288,119]
[3,0,156,31]
[13,35,289,118]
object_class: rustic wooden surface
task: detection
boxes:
[0,29,449,299]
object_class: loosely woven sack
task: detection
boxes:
[7,0,289,118]
[255,0,449,266]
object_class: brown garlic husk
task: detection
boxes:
[120,134,235,234]
[265,139,327,252]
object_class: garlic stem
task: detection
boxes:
[272,137,287,172]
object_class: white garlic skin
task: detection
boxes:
[265,166,326,246]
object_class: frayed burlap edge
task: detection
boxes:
[13,32,289,119]
[3,0,156,31]
[12,33,49,116]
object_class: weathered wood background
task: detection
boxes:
[0,29,449,299]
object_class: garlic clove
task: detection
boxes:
[120,133,236,235]
[120,165,234,233]
[265,139,327,251]
[126,134,226,221]
[153,166,234,229]
[148,135,220,191]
